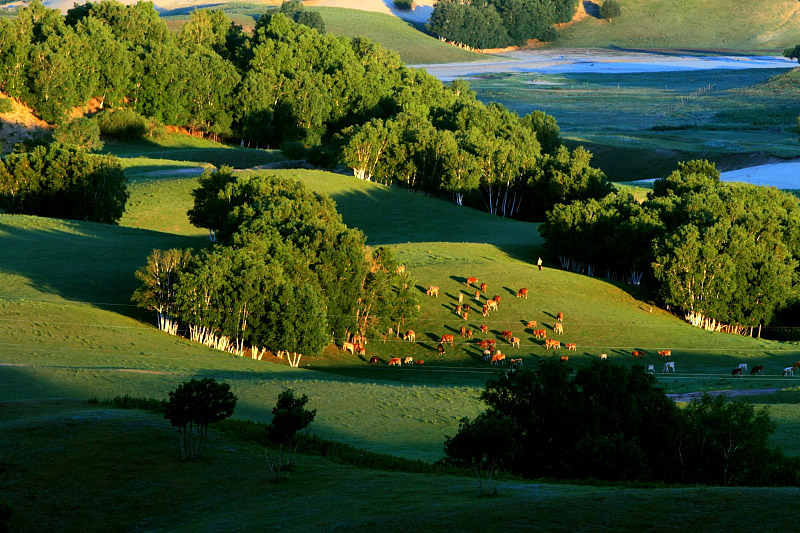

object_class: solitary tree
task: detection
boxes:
[265,388,316,480]
[783,44,800,64]
[600,0,621,21]
[164,378,237,461]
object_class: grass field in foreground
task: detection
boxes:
[468,68,800,181]
[2,401,800,532]
[555,0,800,52]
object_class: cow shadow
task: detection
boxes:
[504,286,517,296]
[416,284,428,294]
[543,311,558,320]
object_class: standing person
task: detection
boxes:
[537,257,543,271]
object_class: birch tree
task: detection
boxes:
[131,248,192,335]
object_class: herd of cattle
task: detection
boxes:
[347,274,800,377]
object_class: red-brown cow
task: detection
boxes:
[389,358,402,366]
[480,324,489,334]
[480,282,487,293]
[438,343,445,355]
[553,323,563,335]
[751,365,764,375]
[546,339,561,350]
[482,304,489,317]
[466,277,479,287]
[491,353,506,365]
[501,330,513,342]
[526,320,537,329]
[426,286,439,297]
[533,329,547,339]
[369,356,379,365]
[517,288,529,299]
[560,355,569,362]
[441,334,455,346]
[416,360,425,366]
[658,350,672,359]
[632,350,645,359]
[556,312,563,322]
[732,367,743,377]
[460,326,467,337]
[511,337,520,348]
[465,329,474,339]
[478,339,492,350]
[566,343,577,351]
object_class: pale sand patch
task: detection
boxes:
[116,368,173,375]
[668,388,782,403]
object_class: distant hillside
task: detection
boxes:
[556,0,800,52]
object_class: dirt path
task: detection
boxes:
[667,388,782,402]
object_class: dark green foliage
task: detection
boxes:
[600,0,622,21]
[783,44,800,64]
[164,377,237,461]
[446,360,796,485]
[52,117,103,151]
[95,108,149,141]
[0,96,11,113]
[0,500,9,533]
[393,0,413,10]
[0,143,128,223]
[265,388,317,480]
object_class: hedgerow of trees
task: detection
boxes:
[540,160,800,333]
[133,169,419,360]
[443,360,800,487]
[0,2,609,221]
[427,0,579,49]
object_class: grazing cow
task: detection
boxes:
[491,353,506,365]
[460,326,467,337]
[737,363,748,373]
[510,358,523,368]
[533,329,547,339]
[396,265,405,274]
[511,337,521,348]
[369,356,380,365]
[480,282,487,293]
[441,334,455,347]
[783,367,794,376]
[475,290,481,301]
[465,329,474,339]
[501,330,513,341]
[658,350,672,359]
[560,355,569,362]
[566,343,577,351]
[438,343,445,355]
[478,339,492,350]
[416,360,425,366]
[482,304,489,317]
[355,343,366,356]
[463,304,472,314]
[646,364,655,374]
[794,361,800,370]
[458,293,464,304]
[751,365,764,375]
[404,356,414,365]
[553,323,563,335]
[389,358,402,366]
[517,288,529,299]
[426,285,439,297]
[483,349,492,361]
[480,324,489,334]
[556,312,563,322]
[732,367,743,377]
[487,339,497,350]
[405,330,416,342]
[545,339,561,350]
[632,350,645,359]
[493,295,501,303]
[526,320,537,329]
[463,312,469,321]
[599,353,608,360]
[466,276,479,287]
[456,304,462,316]
[663,362,675,373]
[342,342,355,354]
[487,299,498,312]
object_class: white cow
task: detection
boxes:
[783,367,794,376]
[646,364,655,374]
[663,362,675,373]
[599,353,608,360]
[737,363,748,373]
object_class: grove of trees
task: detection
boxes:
[444,360,800,487]
[540,160,800,333]
[133,169,420,361]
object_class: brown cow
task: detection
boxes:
[482,304,489,317]
[560,355,569,362]
[732,367,743,377]
[491,353,506,365]
[395,265,405,274]
[463,312,470,321]
[526,320,537,329]
[342,342,355,354]
[517,288,529,299]
[369,356,379,365]
[793,361,800,370]
[658,350,672,359]
[465,329,474,339]
[466,276,479,287]
[487,299,498,312]
[556,312,563,322]
[404,356,414,365]
[545,339,561,350]
[510,358,523,368]
[480,282,488,293]
[474,290,481,301]
[553,323,563,335]
[480,324,489,334]
[354,343,366,356]
[478,339,492,350]
[501,330,513,342]
[456,304,463,316]
[751,365,764,375]
[460,325,467,337]
[493,295,501,303]
[533,329,547,339]
[416,360,425,366]
[463,304,472,314]
[441,334,455,347]
[405,330,416,342]
[426,285,439,297]
[632,350,645,359]
[438,343,445,355]
[566,343,577,351]
[389,358,402,366]
[511,337,520,348]
[487,339,497,350]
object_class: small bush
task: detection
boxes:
[0,96,12,114]
[600,0,621,21]
[394,0,413,11]
[96,108,148,141]
[52,117,103,152]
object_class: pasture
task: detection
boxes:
[466,67,800,181]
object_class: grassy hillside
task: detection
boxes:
[556,0,800,52]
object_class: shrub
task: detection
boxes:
[96,108,149,141]
[0,96,12,114]
[52,117,103,151]
[393,0,413,11]
[600,0,621,21]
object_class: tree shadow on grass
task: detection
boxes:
[583,1,602,19]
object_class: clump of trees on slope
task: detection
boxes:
[133,169,419,360]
